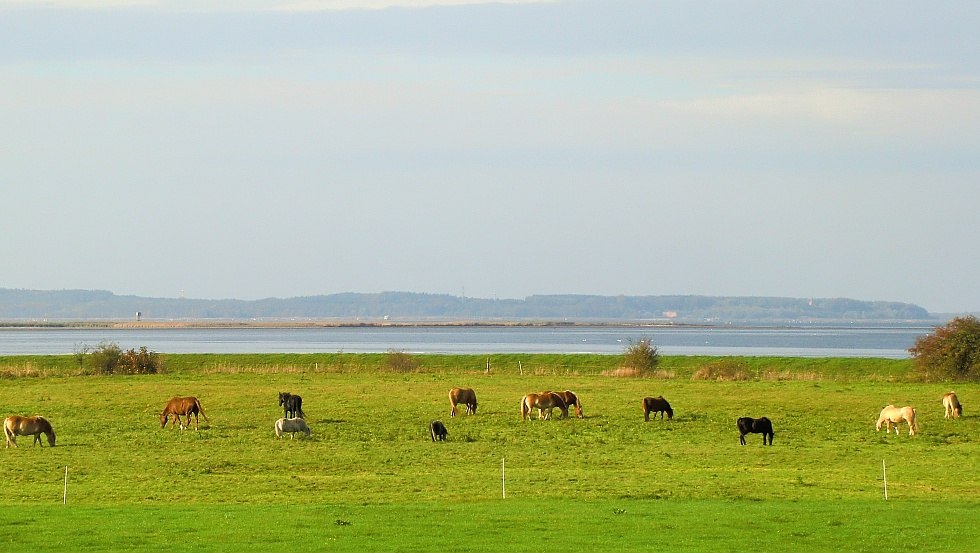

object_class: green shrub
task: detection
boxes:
[89,341,124,375]
[909,316,980,381]
[621,338,660,375]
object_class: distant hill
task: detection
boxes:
[0,288,933,322]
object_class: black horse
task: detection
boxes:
[278,392,305,419]
[429,420,448,442]
[737,416,774,445]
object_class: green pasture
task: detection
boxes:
[0,354,977,551]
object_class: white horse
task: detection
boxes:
[275,417,310,439]
[876,405,918,436]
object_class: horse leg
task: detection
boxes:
[739,433,746,446]
[451,402,457,417]
[193,412,199,431]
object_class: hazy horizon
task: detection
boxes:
[2,1,978,313]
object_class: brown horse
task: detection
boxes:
[449,387,478,417]
[521,392,568,420]
[552,390,584,418]
[942,392,963,419]
[876,405,918,436]
[160,396,209,430]
[4,415,56,448]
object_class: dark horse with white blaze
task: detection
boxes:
[160,396,209,430]
[449,387,477,417]
[279,392,305,419]
[737,416,774,445]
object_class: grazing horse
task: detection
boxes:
[278,392,305,419]
[430,420,448,442]
[552,390,584,418]
[449,387,478,417]
[274,417,310,439]
[942,392,963,419]
[876,405,918,436]
[642,396,673,421]
[4,415,56,448]
[737,417,774,445]
[160,396,209,431]
[521,392,568,421]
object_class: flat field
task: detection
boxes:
[0,354,977,552]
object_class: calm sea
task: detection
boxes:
[0,324,934,358]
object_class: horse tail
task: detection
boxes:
[520,396,530,420]
[910,408,919,434]
[195,398,209,422]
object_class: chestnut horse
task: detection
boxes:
[521,392,568,420]
[160,396,209,431]
[552,390,583,418]
[4,415,56,448]
[942,392,963,419]
[876,405,918,436]
[449,387,478,417]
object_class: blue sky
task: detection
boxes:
[1,0,978,313]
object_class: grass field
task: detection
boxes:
[0,354,977,551]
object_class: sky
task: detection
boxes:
[1,0,978,313]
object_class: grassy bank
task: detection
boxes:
[0,352,914,380]
[0,355,974,551]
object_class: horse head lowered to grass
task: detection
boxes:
[4,415,56,448]
[876,405,918,436]
[520,392,568,420]
[160,396,209,431]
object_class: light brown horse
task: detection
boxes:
[4,415,56,448]
[876,405,918,436]
[449,387,478,417]
[942,391,963,419]
[160,396,209,430]
[521,392,568,420]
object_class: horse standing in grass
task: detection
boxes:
[942,392,963,419]
[278,392,305,419]
[160,396,209,431]
[642,396,673,421]
[737,417,774,445]
[449,387,477,417]
[275,417,310,439]
[552,390,584,418]
[429,420,448,442]
[4,415,56,448]
[876,405,918,436]
[521,392,568,420]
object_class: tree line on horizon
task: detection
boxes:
[0,288,933,322]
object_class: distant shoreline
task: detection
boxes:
[0,319,696,330]
[0,318,934,330]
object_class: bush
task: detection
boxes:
[621,338,660,375]
[122,346,163,374]
[909,316,980,381]
[384,350,420,372]
[89,341,124,375]
[86,341,163,375]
